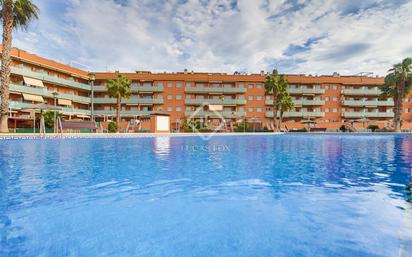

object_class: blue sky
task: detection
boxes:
[10,0,412,75]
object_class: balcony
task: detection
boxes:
[9,84,91,104]
[287,88,325,95]
[9,101,91,115]
[185,110,246,118]
[185,98,246,105]
[342,100,394,107]
[341,88,381,96]
[342,112,394,118]
[93,98,164,105]
[265,111,325,118]
[94,110,152,116]
[93,85,164,92]
[265,99,325,106]
[11,66,90,91]
[185,85,247,94]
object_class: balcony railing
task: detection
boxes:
[185,85,247,94]
[265,111,325,118]
[265,99,325,106]
[93,85,164,92]
[342,112,394,118]
[341,88,382,96]
[94,110,152,116]
[185,98,246,105]
[9,84,91,104]
[11,67,90,91]
[287,88,325,94]
[185,110,246,118]
[342,100,394,107]
[9,101,91,115]
[93,98,164,105]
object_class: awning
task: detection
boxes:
[58,99,72,106]
[22,93,44,102]
[209,104,223,111]
[23,77,44,87]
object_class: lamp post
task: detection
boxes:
[89,73,95,121]
[52,91,59,133]
[220,95,225,130]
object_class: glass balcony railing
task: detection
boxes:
[185,85,247,94]
[341,88,382,95]
[93,110,152,116]
[93,98,164,104]
[265,111,325,118]
[93,85,164,92]
[185,99,246,105]
[342,112,394,118]
[342,100,394,107]
[9,101,91,115]
[265,99,325,106]
[185,110,246,118]
[9,84,91,104]
[11,67,90,91]
[287,88,325,94]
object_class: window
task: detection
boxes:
[157,82,163,87]
[176,94,182,100]
[248,84,253,88]
[238,83,244,87]
[186,94,191,99]
[239,107,244,112]
[325,96,330,101]
[248,107,253,112]
[256,84,262,89]
[186,82,191,87]
[333,96,338,102]
[257,96,262,100]
[176,82,182,88]
[332,85,338,90]
[406,108,410,113]
[266,95,271,100]
[325,108,330,112]
[325,85,329,90]
[167,82,173,88]
[167,95,173,100]
[167,107,172,112]
[176,107,182,112]
[257,107,262,112]
[333,108,338,112]
[248,95,253,100]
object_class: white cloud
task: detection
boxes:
[10,0,412,76]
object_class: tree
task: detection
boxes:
[278,93,294,129]
[380,58,412,132]
[265,68,293,131]
[106,73,131,132]
[0,0,39,133]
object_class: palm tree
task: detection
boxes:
[265,68,292,131]
[0,0,39,133]
[380,58,412,132]
[106,72,131,132]
[278,93,294,129]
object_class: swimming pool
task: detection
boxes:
[0,134,411,257]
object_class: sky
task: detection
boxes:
[10,0,412,76]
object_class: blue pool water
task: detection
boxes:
[0,134,412,257]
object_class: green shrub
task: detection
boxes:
[234,119,249,132]
[367,125,379,132]
[108,122,118,133]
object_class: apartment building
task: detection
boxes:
[3,47,412,131]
